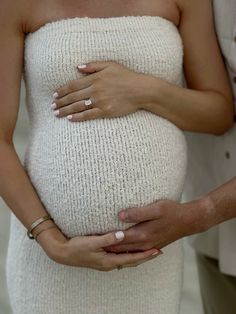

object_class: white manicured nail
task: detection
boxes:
[67,115,73,120]
[51,103,57,109]
[54,110,59,116]
[115,231,125,240]
[53,92,59,99]
[77,64,87,69]
[152,250,163,256]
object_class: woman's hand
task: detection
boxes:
[51,61,150,122]
[37,226,161,271]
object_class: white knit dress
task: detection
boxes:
[6,16,187,314]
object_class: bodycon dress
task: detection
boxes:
[6,16,187,314]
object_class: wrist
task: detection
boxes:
[135,74,163,110]
[36,225,68,262]
[30,219,55,238]
[186,196,216,235]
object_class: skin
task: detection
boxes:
[52,0,233,135]
[0,0,233,269]
[105,178,236,254]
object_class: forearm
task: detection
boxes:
[203,177,236,226]
[0,139,68,255]
[0,140,54,232]
[139,74,234,135]
[185,177,236,235]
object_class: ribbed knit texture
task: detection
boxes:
[7,16,187,314]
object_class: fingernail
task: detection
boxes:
[78,64,87,69]
[119,211,128,221]
[54,110,59,116]
[152,250,163,256]
[53,92,59,99]
[67,115,73,120]
[115,231,125,240]
[51,103,57,109]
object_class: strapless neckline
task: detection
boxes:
[26,15,178,37]
[13,13,187,313]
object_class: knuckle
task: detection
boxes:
[100,258,109,268]
[129,210,139,221]
[70,102,78,112]
[77,112,85,120]
[92,86,101,98]
[66,94,75,103]
[100,261,113,272]
[142,243,153,251]
[104,104,113,113]
[139,232,147,242]
[94,73,103,81]
[73,103,84,113]
[86,241,95,251]
[68,80,77,91]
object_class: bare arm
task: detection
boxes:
[140,0,234,135]
[197,177,236,230]
[0,1,160,269]
[52,0,234,134]
[0,1,68,255]
[104,177,236,254]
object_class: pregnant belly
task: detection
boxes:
[24,111,187,238]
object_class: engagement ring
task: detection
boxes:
[84,98,93,109]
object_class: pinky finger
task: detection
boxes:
[67,108,103,122]
[125,251,163,268]
[110,248,162,268]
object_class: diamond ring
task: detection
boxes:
[84,98,93,110]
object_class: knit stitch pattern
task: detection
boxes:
[7,16,187,314]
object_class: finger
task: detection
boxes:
[53,101,89,118]
[53,75,97,99]
[93,231,125,249]
[77,61,115,73]
[105,243,150,253]
[66,108,103,122]
[118,202,161,223]
[108,248,161,268]
[107,244,163,255]
[125,251,163,268]
[52,87,92,110]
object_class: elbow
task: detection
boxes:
[212,116,234,136]
[211,95,234,136]
[0,134,14,146]
[213,120,234,136]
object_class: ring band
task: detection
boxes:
[84,98,93,109]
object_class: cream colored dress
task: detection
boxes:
[6,16,187,314]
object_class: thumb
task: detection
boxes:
[94,231,125,248]
[118,203,162,223]
[77,61,112,73]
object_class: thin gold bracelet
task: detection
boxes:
[34,225,58,242]
[27,215,54,240]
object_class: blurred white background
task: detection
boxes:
[0,84,204,314]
